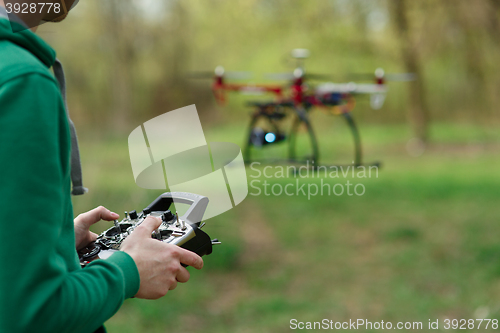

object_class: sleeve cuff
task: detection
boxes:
[105,251,140,299]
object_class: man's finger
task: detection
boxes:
[77,206,119,227]
[178,248,204,270]
[169,280,178,291]
[89,231,98,242]
[91,206,120,221]
[135,216,162,236]
[176,267,190,283]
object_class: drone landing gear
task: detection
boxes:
[288,106,319,165]
[305,112,380,170]
[242,103,380,169]
[342,112,362,167]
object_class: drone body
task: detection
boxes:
[191,49,413,167]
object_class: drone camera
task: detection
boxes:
[250,128,285,147]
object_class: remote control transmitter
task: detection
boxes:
[78,192,219,267]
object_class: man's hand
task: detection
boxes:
[120,216,204,299]
[74,206,120,251]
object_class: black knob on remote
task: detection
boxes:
[143,208,151,215]
[129,210,138,219]
[162,210,175,222]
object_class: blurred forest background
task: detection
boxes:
[33,1,500,332]
[39,0,500,140]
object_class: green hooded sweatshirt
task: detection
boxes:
[0,12,140,333]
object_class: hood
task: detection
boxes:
[0,7,87,196]
[0,9,56,68]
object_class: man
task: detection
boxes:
[0,1,204,332]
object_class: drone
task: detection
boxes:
[192,49,414,167]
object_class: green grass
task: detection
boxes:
[73,122,500,333]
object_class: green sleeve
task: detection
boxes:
[0,73,140,333]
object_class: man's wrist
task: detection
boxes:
[93,251,141,299]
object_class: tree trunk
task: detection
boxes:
[101,0,137,133]
[392,0,430,143]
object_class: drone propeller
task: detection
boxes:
[348,68,416,82]
[188,66,253,80]
[383,73,417,82]
[305,73,337,80]
[187,71,218,79]
[265,70,334,81]
[265,72,296,81]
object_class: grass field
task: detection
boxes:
[73,120,500,333]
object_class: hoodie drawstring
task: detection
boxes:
[53,59,88,196]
